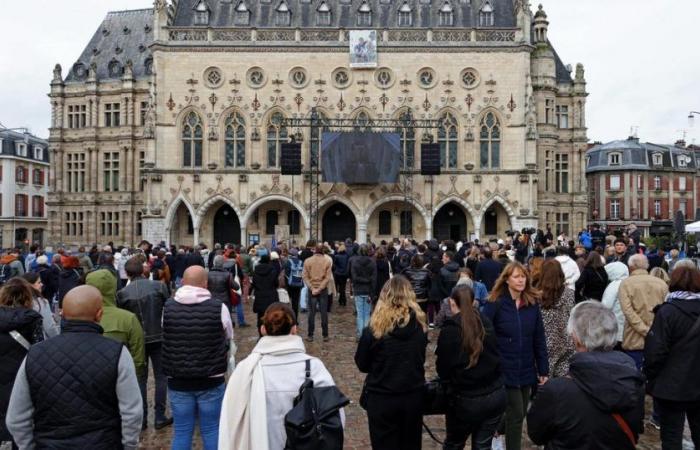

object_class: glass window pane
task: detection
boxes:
[491,141,500,168]
[268,141,277,167]
[480,141,489,168]
[225,141,234,167]
[236,141,245,167]
[449,141,457,168]
[183,142,191,167]
[194,141,202,166]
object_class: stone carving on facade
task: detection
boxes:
[433,30,470,42]
[213,30,251,41]
[52,64,62,83]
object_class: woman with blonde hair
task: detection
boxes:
[354,275,428,450]
[650,266,671,285]
[483,262,548,450]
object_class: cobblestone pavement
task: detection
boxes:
[139,299,691,449]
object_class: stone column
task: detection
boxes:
[240,226,247,247]
[357,221,367,244]
[122,146,131,193]
[88,148,98,192]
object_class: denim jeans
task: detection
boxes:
[235,301,247,326]
[355,295,371,337]
[138,342,168,423]
[308,288,329,338]
[169,383,225,450]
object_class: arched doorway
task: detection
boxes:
[170,203,195,247]
[213,204,241,245]
[481,202,511,239]
[433,202,467,242]
[322,203,356,243]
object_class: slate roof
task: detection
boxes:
[65,9,154,83]
[172,0,516,28]
[0,129,50,164]
[586,138,696,173]
[551,45,573,84]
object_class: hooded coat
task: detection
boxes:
[0,307,43,440]
[527,351,645,450]
[86,270,146,377]
[601,262,629,343]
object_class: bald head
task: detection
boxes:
[183,265,208,288]
[63,285,103,322]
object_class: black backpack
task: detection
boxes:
[0,263,13,285]
[284,359,350,450]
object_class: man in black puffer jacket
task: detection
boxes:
[162,266,232,449]
[350,245,377,338]
[439,251,460,299]
[527,301,645,450]
[6,285,142,450]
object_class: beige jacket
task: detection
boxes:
[618,269,668,350]
[302,254,332,293]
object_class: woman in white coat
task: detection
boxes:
[219,302,343,450]
[601,261,629,348]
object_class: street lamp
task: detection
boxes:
[689,111,700,129]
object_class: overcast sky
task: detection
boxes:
[1,0,698,145]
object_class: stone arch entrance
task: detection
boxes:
[213,204,241,245]
[433,202,469,242]
[481,202,512,239]
[170,202,195,247]
[322,202,356,243]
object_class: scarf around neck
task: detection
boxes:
[218,334,306,450]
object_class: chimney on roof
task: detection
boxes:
[675,139,686,148]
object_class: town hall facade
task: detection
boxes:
[47,0,588,247]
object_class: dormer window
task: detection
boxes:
[276,1,291,26]
[479,1,494,27]
[234,1,251,25]
[357,1,372,26]
[398,2,413,27]
[34,147,44,160]
[317,1,331,26]
[678,155,689,167]
[608,152,621,166]
[194,0,210,25]
[15,143,28,157]
[652,153,662,166]
[438,1,454,26]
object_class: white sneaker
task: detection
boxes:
[491,435,505,450]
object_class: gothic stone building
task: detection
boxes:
[47,0,588,247]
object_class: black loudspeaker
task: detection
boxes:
[421,143,441,176]
[280,142,302,175]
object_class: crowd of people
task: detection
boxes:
[0,223,699,450]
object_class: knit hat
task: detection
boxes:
[36,255,48,265]
[270,251,280,260]
[289,248,299,257]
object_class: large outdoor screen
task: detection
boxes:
[321,132,401,184]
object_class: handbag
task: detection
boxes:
[278,288,291,304]
[422,378,449,416]
[284,360,350,450]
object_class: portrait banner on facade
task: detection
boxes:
[349,30,377,68]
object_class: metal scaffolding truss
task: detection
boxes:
[281,107,445,241]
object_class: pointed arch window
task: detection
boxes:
[398,2,413,26]
[310,112,329,168]
[479,1,494,27]
[438,112,458,169]
[398,111,415,169]
[276,1,291,26]
[438,1,454,26]
[317,1,331,26]
[267,112,288,168]
[378,210,392,235]
[357,1,372,26]
[194,0,210,25]
[182,111,203,167]
[234,1,251,25]
[224,112,246,167]
[479,112,500,169]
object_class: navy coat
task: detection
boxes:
[482,295,549,387]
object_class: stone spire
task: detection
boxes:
[533,4,549,44]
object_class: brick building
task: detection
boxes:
[586,137,699,236]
